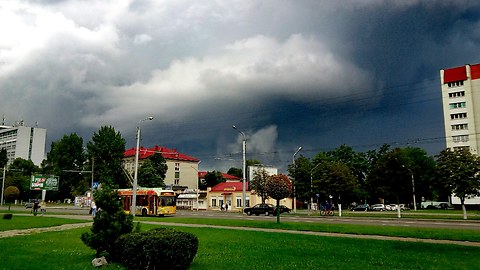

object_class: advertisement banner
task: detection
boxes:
[31,175,59,191]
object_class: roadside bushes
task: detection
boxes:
[2,213,13,220]
[113,228,199,270]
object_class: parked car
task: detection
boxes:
[371,204,385,211]
[276,205,291,214]
[386,204,398,211]
[244,204,276,216]
[351,204,369,211]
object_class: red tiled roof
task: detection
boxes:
[210,181,248,192]
[198,171,241,180]
[124,145,199,162]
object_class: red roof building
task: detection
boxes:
[207,180,251,212]
[123,145,200,189]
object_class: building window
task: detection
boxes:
[175,171,180,178]
[449,102,466,109]
[447,81,464,88]
[246,198,250,207]
[448,91,465,98]
[452,135,469,143]
[451,124,468,130]
[450,113,467,120]
[211,198,217,207]
[174,179,180,185]
[175,163,180,171]
[236,197,242,208]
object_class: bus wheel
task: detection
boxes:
[142,209,147,217]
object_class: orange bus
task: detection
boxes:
[118,188,176,216]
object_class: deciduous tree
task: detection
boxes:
[138,153,167,188]
[203,171,224,188]
[265,174,292,223]
[0,148,7,168]
[249,168,270,203]
[434,148,480,219]
[87,126,127,188]
[46,133,86,200]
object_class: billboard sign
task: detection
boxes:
[31,175,59,191]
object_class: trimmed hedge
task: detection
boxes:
[113,227,198,270]
[2,214,12,220]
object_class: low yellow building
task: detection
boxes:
[207,180,292,212]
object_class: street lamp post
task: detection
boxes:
[190,161,201,211]
[402,164,417,211]
[131,116,154,217]
[292,146,302,213]
[411,173,417,211]
[1,166,5,205]
[232,125,246,212]
[309,162,320,215]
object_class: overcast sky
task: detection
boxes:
[1,0,480,173]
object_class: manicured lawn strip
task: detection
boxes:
[0,227,124,270]
[0,215,90,231]
[1,224,479,270]
[138,216,480,242]
[337,210,480,220]
[141,224,480,270]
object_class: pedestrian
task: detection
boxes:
[91,201,97,217]
[40,200,46,215]
[225,203,228,212]
[33,200,39,216]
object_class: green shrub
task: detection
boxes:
[81,181,133,257]
[114,228,199,270]
[3,214,13,220]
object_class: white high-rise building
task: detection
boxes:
[440,64,480,154]
[440,64,480,205]
[0,124,47,166]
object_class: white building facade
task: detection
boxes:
[440,64,480,205]
[440,64,480,153]
[0,124,46,166]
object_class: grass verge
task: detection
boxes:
[137,216,480,242]
[0,215,90,231]
[1,224,479,270]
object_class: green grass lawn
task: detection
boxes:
[138,216,480,242]
[0,224,479,270]
[0,215,90,231]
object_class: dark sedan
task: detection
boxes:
[276,205,291,214]
[244,204,276,216]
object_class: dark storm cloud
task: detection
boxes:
[1,1,480,171]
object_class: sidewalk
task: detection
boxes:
[0,222,92,238]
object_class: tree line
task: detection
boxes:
[284,144,480,217]
[0,126,167,202]
[2,126,480,217]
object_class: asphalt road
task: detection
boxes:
[176,210,480,231]
[3,205,479,231]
